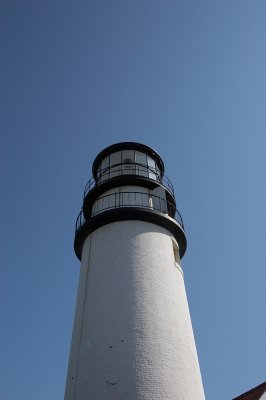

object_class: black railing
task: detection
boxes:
[75,191,184,233]
[83,163,175,198]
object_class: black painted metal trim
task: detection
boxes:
[92,142,165,178]
[74,207,187,261]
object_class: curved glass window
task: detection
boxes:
[135,151,148,177]
[122,150,135,175]
[100,157,109,182]
[110,151,121,178]
[96,150,161,182]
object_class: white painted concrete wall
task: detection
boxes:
[65,220,205,400]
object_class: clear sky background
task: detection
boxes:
[2,1,266,399]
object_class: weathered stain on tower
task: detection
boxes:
[65,142,205,400]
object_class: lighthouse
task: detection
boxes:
[65,142,205,400]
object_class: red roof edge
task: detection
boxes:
[232,381,266,400]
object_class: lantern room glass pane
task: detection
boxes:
[135,151,148,177]
[148,170,157,180]
[110,151,121,177]
[100,156,110,181]
[122,150,135,174]
[101,156,109,170]
[122,150,134,163]
[147,156,157,180]
[147,156,155,168]
[155,164,161,176]
[110,151,121,166]
[135,151,147,165]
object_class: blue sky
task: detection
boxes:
[2,1,266,399]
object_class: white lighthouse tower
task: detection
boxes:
[65,142,205,400]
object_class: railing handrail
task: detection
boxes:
[83,162,175,198]
[75,191,184,232]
